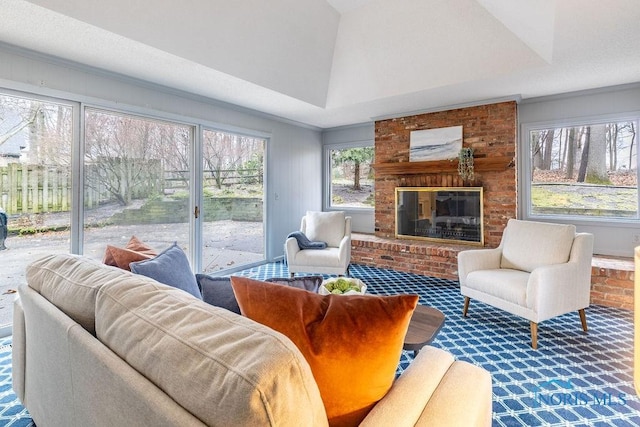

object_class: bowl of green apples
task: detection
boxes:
[319,277,367,295]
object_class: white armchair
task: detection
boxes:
[285,211,351,277]
[458,219,594,349]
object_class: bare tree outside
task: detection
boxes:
[84,109,186,207]
[0,96,40,150]
[203,130,260,190]
[530,121,637,217]
[584,124,611,184]
[0,95,72,168]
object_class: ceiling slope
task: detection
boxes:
[0,0,638,128]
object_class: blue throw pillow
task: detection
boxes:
[130,242,202,299]
[194,275,324,314]
[195,274,240,314]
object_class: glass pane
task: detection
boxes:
[83,108,192,261]
[530,121,638,218]
[396,187,483,245]
[0,93,73,325]
[201,129,264,273]
[330,147,375,209]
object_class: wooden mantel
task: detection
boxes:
[372,156,513,176]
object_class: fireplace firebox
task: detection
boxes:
[395,187,484,245]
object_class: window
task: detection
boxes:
[525,119,638,220]
[327,146,374,210]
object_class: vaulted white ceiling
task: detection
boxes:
[1,0,639,128]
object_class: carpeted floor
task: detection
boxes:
[0,339,32,426]
[2,262,639,426]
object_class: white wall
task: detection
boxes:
[0,44,323,261]
[322,122,375,233]
[518,83,640,257]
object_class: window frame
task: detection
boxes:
[519,112,640,226]
[323,141,375,213]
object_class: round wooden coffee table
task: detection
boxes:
[403,305,445,356]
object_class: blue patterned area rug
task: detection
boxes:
[0,339,33,426]
[242,262,640,426]
[2,262,639,426]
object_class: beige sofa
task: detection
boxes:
[13,254,492,427]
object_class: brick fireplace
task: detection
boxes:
[351,101,517,278]
[350,100,633,310]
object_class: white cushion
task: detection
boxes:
[305,211,346,247]
[465,269,530,307]
[500,219,575,273]
[295,247,344,267]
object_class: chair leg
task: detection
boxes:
[462,297,470,317]
[579,309,588,333]
[530,322,538,350]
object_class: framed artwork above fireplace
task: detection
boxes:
[409,125,463,162]
[395,187,484,246]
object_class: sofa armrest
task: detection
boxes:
[457,247,502,286]
[414,358,492,426]
[12,293,26,403]
[360,346,491,427]
[360,347,455,427]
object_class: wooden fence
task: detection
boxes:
[168,168,263,190]
[0,163,72,215]
[0,162,165,215]
[0,163,263,215]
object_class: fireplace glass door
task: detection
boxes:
[395,187,483,245]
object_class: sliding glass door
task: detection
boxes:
[83,108,193,261]
[81,115,268,273]
[0,90,270,326]
[201,129,265,272]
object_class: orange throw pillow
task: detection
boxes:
[103,236,157,271]
[230,276,418,427]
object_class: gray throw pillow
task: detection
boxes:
[130,242,202,299]
[195,274,240,314]
[265,276,323,293]
[195,275,323,314]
